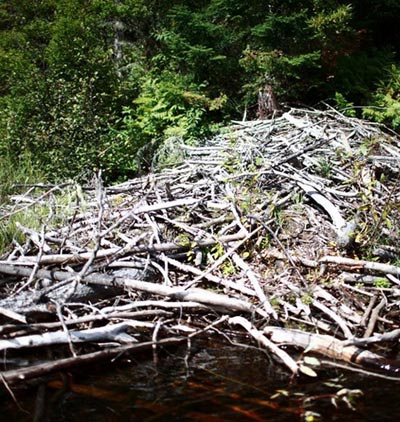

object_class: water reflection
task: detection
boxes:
[2,338,400,421]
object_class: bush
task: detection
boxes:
[363,65,400,131]
[110,70,225,173]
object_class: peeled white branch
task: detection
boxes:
[320,255,400,277]
[229,316,299,374]
[0,321,154,351]
[297,181,357,249]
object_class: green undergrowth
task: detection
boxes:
[0,153,88,254]
[0,151,44,203]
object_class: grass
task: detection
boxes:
[0,151,45,202]
[0,151,93,255]
[0,151,48,254]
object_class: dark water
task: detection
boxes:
[2,339,400,421]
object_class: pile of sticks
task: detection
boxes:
[1,107,400,383]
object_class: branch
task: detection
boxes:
[0,321,154,351]
[229,316,299,374]
[0,264,270,317]
[0,338,185,384]
[320,255,400,277]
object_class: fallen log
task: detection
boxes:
[0,264,272,317]
[264,326,400,376]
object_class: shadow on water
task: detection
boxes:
[2,338,400,421]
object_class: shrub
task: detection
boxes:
[363,65,400,131]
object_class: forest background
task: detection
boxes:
[0,0,399,190]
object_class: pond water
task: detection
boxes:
[2,338,400,421]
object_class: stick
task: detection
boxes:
[5,233,247,265]
[0,264,268,317]
[0,337,185,384]
[0,321,154,351]
[364,297,386,338]
[229,316,299,374]
[320,256,400,277]
[230,252,277,318]
[162,256,257,296]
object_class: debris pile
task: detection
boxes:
[1,107,400,383]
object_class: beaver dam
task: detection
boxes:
[1,107,400,394]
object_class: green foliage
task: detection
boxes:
[0,0,117,181]
[0,182,87,255]
[1,0,400,187]
[239,3,359,106]
[332,49,395,102]
[111,70,225,172]
[0,151,45,203]
[373,278,391,289]
[240,49,323,102]
[0,156,47,254]
[317,157,334,176]
[363,65,400,131]
[0,211,33,256]
[333,92,357,117]
[308,4,354,45]
[134,72,210,140]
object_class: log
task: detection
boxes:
[264,326,400,376]
[0,264,271,317]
